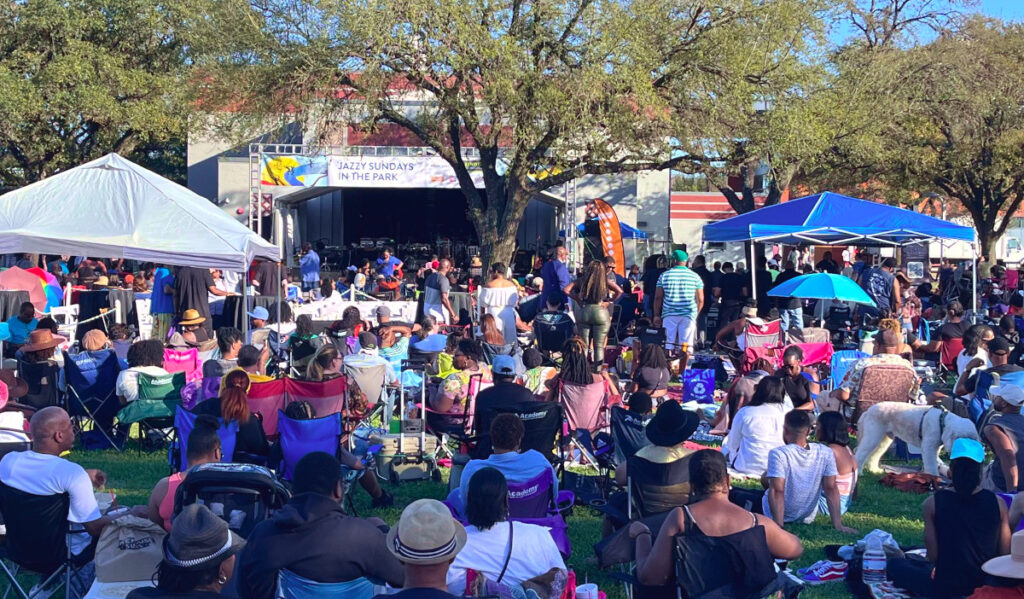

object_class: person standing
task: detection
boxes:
[150,266,175,342]
[691,255,714,344]
[424,259,456,325]
[568,260,622,367]
[654,250,704,355]
[174,267,232,335]
[477,263,521,345]
[713,262,747,325]
[815,251,840,275]
[252,259,279,297]
[539,246,572,310]
[640,254,666,317]
[299,242,321,297]
[861,257,900,319]
[377,247,404,278]
[773,260,804,332]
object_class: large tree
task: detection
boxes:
[0,0,196,186]
[832,18,1024,258]
[195,0,826,264]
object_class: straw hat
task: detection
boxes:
[386,499,466,565]
[0,370,29,399]
[21,329,66,353]
[983,530,1024,579]
[179,309,206,326]
[95,275,109,287]
[470,256,483,268]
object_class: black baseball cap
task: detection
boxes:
[990,336,1011,355]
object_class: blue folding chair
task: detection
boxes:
[62,349,122,449]
[828,350,869,390]
[277,411,343,480]
[278,569,374,599]
[172,407,238,472]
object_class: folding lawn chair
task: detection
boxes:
[285,377,347,421]
[17,359,60,410]
[277,411,343,480]
[162,348,201,383]
[828,349,869,391]
[609,405,651,468]
[116,371,185,452]
[559,379,611,467]
[171,407,239,472]
[471,400,563,463]
[246,378,287,439]
[62,350,122,449]
[0,483,91,599]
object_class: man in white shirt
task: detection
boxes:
[0,407,146,557]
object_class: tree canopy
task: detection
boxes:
[195,0,831,263]
[0,0,195,186]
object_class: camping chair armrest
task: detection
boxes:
[591,501,629,524]
[552,490,576,514]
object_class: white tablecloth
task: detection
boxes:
[292,299,418,325]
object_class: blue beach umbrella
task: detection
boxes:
[768,273,876,307]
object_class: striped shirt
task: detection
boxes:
[657,266,704,317]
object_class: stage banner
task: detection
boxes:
[327,155,485,188]
[260,154,487,189]
[260,155,329,187]
[587,199,626,277]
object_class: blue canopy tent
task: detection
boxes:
[701,191,978,311]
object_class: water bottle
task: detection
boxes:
[861,536,887,584]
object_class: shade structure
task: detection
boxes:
[768,273,876,307]
[0,154,280,271]
[702,191,975,245]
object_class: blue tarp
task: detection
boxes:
[701,191,975,245]
[559,220,648,239]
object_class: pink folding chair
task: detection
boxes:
[247,378,287,439]
[163,348,201,383]
[559,379,609,434]
[286,377,347,420]
[744,319,784,350]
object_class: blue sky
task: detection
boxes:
[979,0,1024,20]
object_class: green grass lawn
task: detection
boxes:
[61,448,928,599]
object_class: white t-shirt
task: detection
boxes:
[0,451,101,554]
[722,403,786,475]
[115,365,171,402]
[957,349,991,378]
[447,521,565,594]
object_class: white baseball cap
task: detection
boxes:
[991,383,1024,407]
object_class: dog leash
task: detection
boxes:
[918,405,950,442]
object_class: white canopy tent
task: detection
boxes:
[0,153,279,270]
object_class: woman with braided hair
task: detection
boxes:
[545,337,614,401]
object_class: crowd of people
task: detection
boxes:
[5,245,1024,599]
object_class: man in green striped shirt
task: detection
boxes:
[654,249,705,354]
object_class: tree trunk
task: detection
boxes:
[470,186,527,267]
[976,227,997,263]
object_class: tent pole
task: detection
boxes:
[242,272,250,337]
[276,261,282,332]
[749,241,757,299]
[973,241,979,322]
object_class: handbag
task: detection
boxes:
[94,514,166,583]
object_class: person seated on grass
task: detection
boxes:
[983,383,1024,493]
[147,414,222,532]
[269,401,393,508]
[116,339,170,404]
[237,452,404,599]
[709,357,774,434]
[722,376,787,475]
[203,327,243,378]
[815,411,857,516]
[775,345,818,411]
[631,449,803,594]
[128,504,243,599]
[761,410,857,533]
[374,499,466,599]
[447,468,565,595]
[888,438,1010,599]
[192,369,269,459]
[971,529,1024,599]
[0,407,148,571]
[448,413,556,516]
[631,343,670,401]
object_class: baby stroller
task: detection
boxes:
[173,463,290,538]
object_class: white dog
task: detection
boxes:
[855,403,980,476]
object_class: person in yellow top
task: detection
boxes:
[219,345,273,394]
